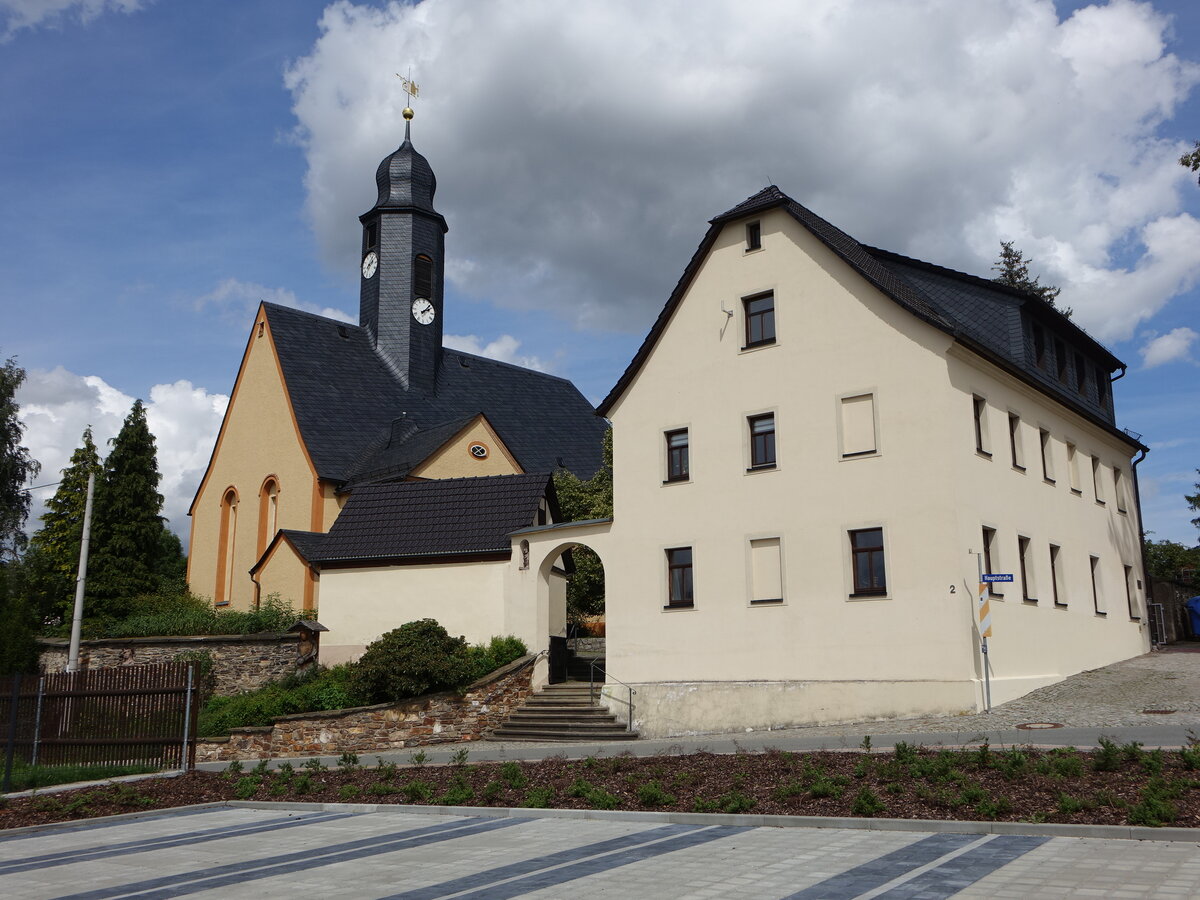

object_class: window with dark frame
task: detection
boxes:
[666,547,694,608]
[1075,353,1088,397]
[365,221,379,249]
[1019,536,1034,602]
[745,221,762,251]
[1032,323,1047,369]
[1050,544,1065,606]
[748,413,776,469]
[982,527,1001,596]
[1097,370,1110,409]
[1090,556,1103,614]
[850,528,886,596]
[743,293,775,348]
[665,429,689,482]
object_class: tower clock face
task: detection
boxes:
[361,251,378,279]
[412,298,436,325]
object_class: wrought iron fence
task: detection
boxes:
[1,662,199,790]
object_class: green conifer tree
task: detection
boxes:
[992,241,1072,317]
[23,427,102,622]
[87,400,170,617]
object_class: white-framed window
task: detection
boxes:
[1092,456,1105,504]
[1039,429,1055,483]
[664,428,690,483]
[1018,535,1036,603]
[1008,414,1024,470]
[1090,556,1106,615]
[973,395,991,456]
[982,526,1002,597]
[1050,543,1066,607]
[749,537,784,605]
[839,392,878,458]
[1114,468,1128,513]
[745,221,762,252]
[1066,442,1081,493]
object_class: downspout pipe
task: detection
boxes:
[1130,446,1152,632]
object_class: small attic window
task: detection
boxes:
[365,221,378,249]
[468,442,489,460]
[745,221,762,252]
[336,325,349,339]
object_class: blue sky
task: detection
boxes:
[3,0,1199,546]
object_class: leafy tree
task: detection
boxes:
[1182,140,1200,186]
[87,400,182,617]
[23,427,102,622]
[992,241,1072,318]
[1143,538,1199,589]
[553,428,613,621]
[0,356,40,561]
[1188,469,1200,536]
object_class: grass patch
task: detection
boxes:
[3,761,159,792]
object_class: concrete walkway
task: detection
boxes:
[197,647,1200,772]
[4,805,1198,899]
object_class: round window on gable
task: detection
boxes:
[469,441,490,460]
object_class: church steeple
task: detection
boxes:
[358,107,448,395]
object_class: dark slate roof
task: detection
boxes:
[369,124,447,231]
[294,473,552,564]
[598,186,1137,447]
[264,303,608,485]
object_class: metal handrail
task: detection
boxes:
[588,658,636,733]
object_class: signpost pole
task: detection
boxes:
[976,552,992,713]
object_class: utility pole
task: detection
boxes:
[66,471,95,673]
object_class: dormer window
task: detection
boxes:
[1055,339,1068,383]
[745,221,762,251]
[1075,354,1088,397]
[1032,323,1046,369]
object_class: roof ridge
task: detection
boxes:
[443,348,577,387]
[262,301,362,329]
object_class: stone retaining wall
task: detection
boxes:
[38,633,308,695]
[196,655,536,762]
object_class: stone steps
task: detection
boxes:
[490,680,635,742]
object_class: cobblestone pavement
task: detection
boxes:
[3,806,1198,899]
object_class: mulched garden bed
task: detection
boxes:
[4,741,1199,831]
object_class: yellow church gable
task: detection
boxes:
[408,414,524,479]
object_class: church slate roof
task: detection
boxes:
[263,303,608,486]
[597,185,1138,448]
[290,472,553,564]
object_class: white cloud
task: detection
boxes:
[196,277,354,326]
[443,333,548,371]
[0,0,146,40]
[285,0,1200,347]
[1140,326,1199,368]
[16,368,228,541]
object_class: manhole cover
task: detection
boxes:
[1015,722,1063,730]
[1141,709,1177,715]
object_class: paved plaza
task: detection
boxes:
[3,804,1199,899]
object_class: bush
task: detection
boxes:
[64,592,301,640]
[197,664,363,737]
[350,619,476,704]
[465,635,528,682]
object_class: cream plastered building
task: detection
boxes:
[187,122,606,615]
[515,186,1150,739]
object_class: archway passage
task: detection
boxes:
[534,538,606,685]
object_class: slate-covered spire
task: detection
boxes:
[372,120,444,217]
[359,110,448,396]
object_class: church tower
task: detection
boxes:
[358,109,448,395]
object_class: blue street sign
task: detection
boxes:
[982,573,1014,583]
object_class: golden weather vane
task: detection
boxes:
[396,69,420,121]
